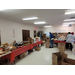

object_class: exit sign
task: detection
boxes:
[35,28,37,30]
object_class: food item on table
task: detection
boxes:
[2,42,10,52]
[0,52,5,55]
[23,41,30,46]
[10,46,17,51]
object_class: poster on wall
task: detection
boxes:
[13,28,15,37]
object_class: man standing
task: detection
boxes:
[66,32,75,51]
[49,32,54,48]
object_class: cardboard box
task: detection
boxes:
[2,42,10,52]
[42,38,46,39]
[0,52,5,55]
[46,39,50,42]
[19,53,25,59]
[5,49,10,52]
[42,39,45,41]
[35,37,40,38]
[42,36,46,38]
[2,42,9,46]
[45,42,50,48]
[41,43,44,46]
[35,37,40,41]
[23,52,26,56]
[3,45,8,48]
[52,52,67,65]
[46,37,49,38]
[28,37,34,44]
[61,58,75,65]
[3,46,10,52]
[58,43,65,53]
[42,38,46,41]
[42,41,45,43]
[11,46,17,51]
[58,43,65,47]
[35,46,41,51]
[46,44,50,48]
[42,34,46,38]
[27,37,31,41]
[30,39,34,44]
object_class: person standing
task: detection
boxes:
[66,32,75,51]
[49,32,54,48]
[66,32,71,49]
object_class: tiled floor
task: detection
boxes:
[15,46,75,65]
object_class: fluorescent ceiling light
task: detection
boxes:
[64,19,75,21]
[63,22,75,24]
[62,25,68,26]
[44,26,52,27]
[34,21,46,24]
[22,17,38,20]
[65,11,75,15]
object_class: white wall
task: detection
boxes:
[0,18,41,44]
[41,25,75,34]
[1,17,75,44]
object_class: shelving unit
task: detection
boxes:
[52,32,68,39]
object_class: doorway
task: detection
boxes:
[34,30,36,38]
[22,30,30,41]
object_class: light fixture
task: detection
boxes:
[34,21,46,24]
[44,26,52,27]
[22,17,38,20]
[63,22,75,24]
[65,11,75,15]
[62,25,68,26]
[0,9,5,11]
[64,19,75,21]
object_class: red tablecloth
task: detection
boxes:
[54,40,66,43]
[7,40,43,63]
[31,40,43,47]
[10,44,31,63]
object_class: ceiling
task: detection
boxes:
[0,9,75,27]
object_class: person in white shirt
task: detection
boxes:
[66,32,75,51]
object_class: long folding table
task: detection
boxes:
[5,40,43,63]
[54,40,66,43]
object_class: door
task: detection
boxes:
[34,30,36,38]
[22,30,30,41]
